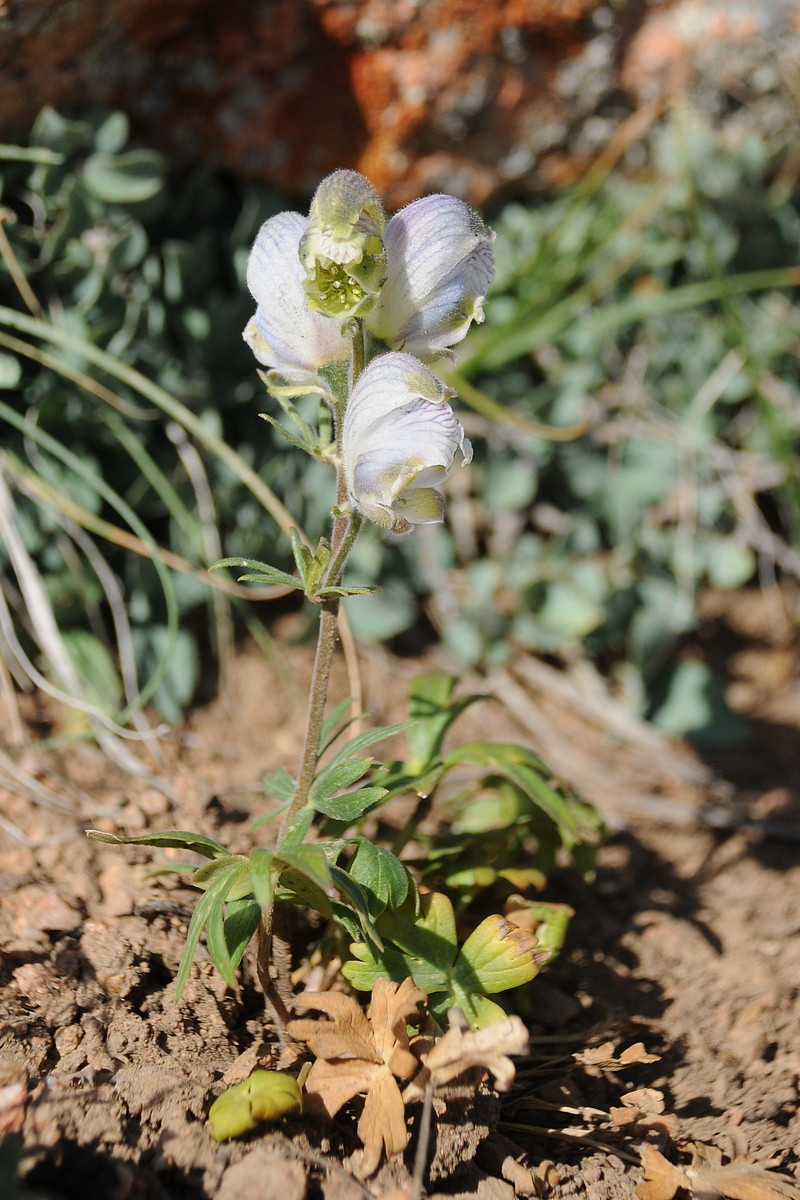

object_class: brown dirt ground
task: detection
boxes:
[1,590,799,1200]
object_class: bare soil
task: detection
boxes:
[1,593,799,1200]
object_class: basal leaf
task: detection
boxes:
[454,914,542,994]
[378,891,458,973]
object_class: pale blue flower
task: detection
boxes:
[366,194,495,360]
[244,211,350,386]
[342,352,472,534]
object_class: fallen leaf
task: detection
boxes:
[636,1146,800,1200]
[403,1007,528,1103]
[288,977,426,1177]
[636,1146,690,1200]
[577,1040,660,1073]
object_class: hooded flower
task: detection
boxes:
[299,169,387,320]
[342,352,472,535]
[366,194,495,360]
[244,210,350,386]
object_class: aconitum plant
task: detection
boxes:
[90,171,598,1074]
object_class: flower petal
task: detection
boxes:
[367,194,495,358]
[342,352,469,534]
[244,211,349,381]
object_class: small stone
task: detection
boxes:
[217,1153,306,1200]
[29,889,82,932]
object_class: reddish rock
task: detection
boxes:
[1,0,799,205]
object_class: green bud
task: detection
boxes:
[300,169,386,319]
[208,1070,302,1141]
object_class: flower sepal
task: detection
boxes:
[300,169,387,320]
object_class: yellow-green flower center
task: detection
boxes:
[306,261,365,317]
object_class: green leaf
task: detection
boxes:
[311,785,388,822]
[208,1070,301,1141]
[86,828,227,859]
[275,868,332,919]
[82,149,165,203]
[280,807,314,848]
[319,698,356,753]
[454,913,542,994]
[349,841,409,916]
[310,758,373,804]
[249,847,274,912]
[209,557,301,590]
[193,855,248,890]
[326,721,411,769]
[316,586,376,599]
[275,844,331,891]
[379,891,458,973]
[205,885,237,987]
[330,864,383,952]
[443,743,598,843]
[94,111,129,154]
[174,863,240,1000]
[406,671,484,769]
[224,898,261,970]
[262,767,295,804]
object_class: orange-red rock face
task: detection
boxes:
[1,0,798,205]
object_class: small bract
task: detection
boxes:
[366,193,495,360]
[244,210,350,387]
[342,352,472,535]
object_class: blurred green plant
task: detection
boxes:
[0,107,306,737]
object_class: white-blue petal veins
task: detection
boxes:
[342,352,470,534]
[244,211,349,381]
[366,194,495,358]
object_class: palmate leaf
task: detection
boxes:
[342,891,545,1028]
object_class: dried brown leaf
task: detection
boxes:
[636,1146,800,1200]
[287,976,426,1177]
[636,1146,689,1200]
[685,1161,800,1200]
[403,1008,529,1103]
[577,1040,660,1072]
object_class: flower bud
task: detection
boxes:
[342,352,472,535]
[299,169,387,319]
